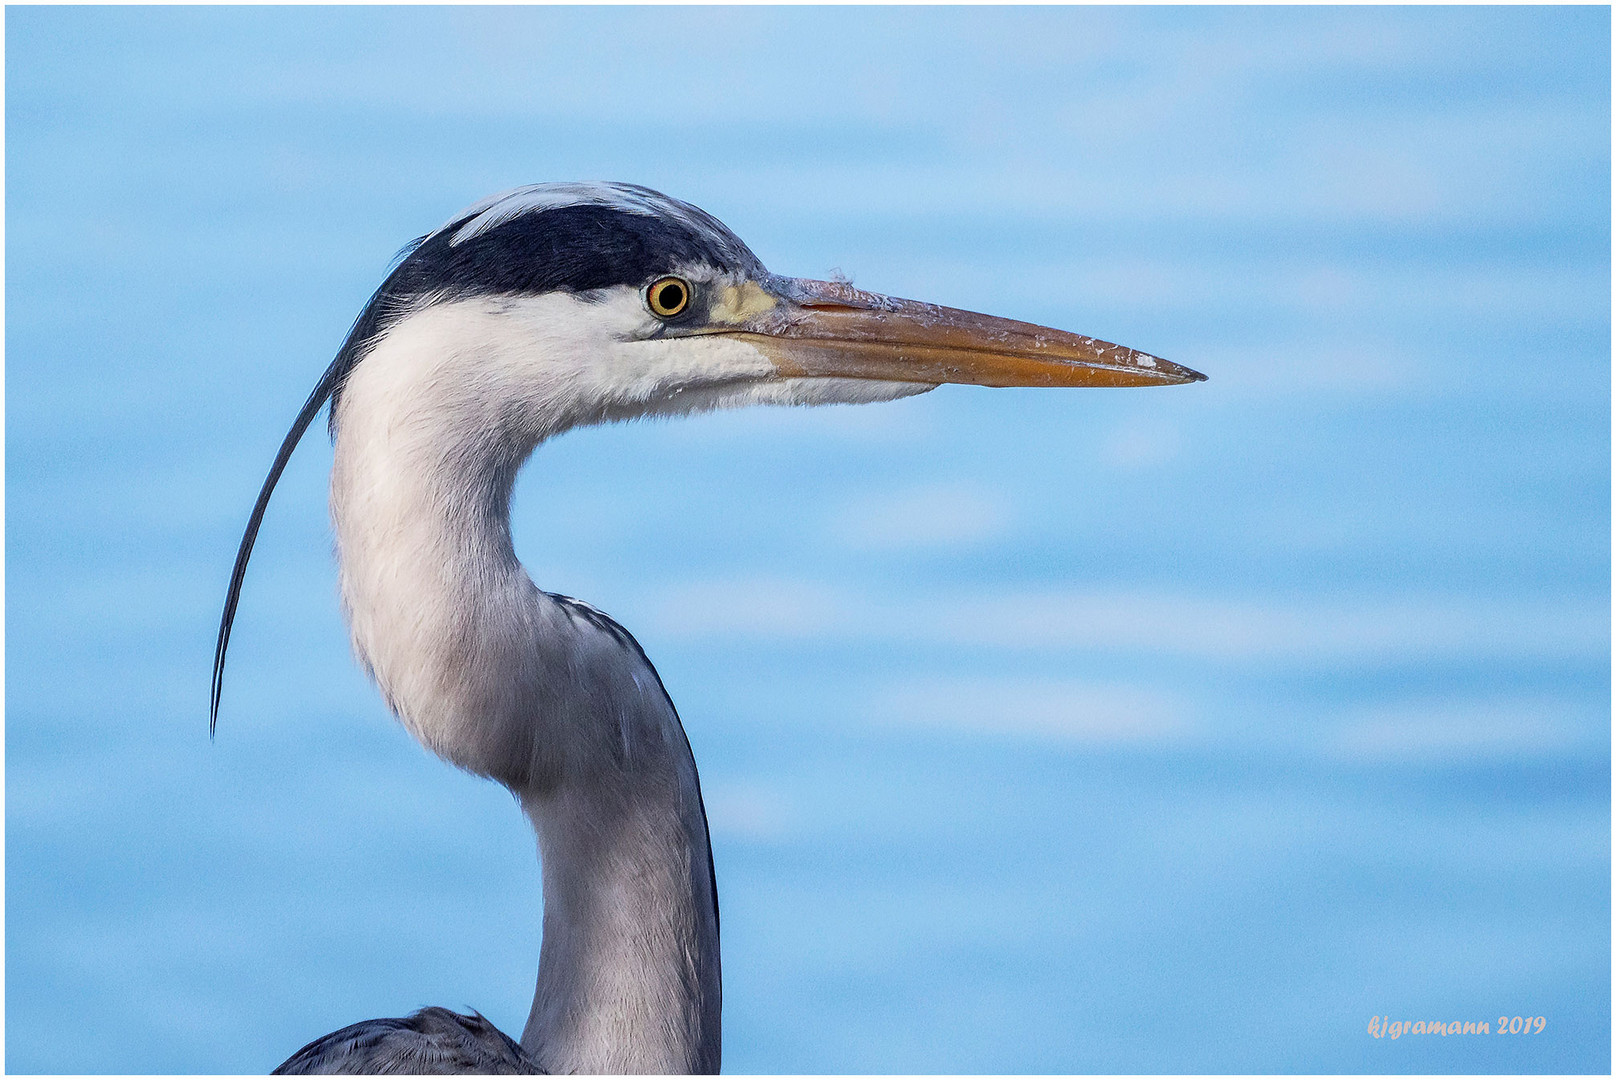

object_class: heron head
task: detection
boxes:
[325,182,1205,437]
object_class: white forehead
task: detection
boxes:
[438,182,720,248]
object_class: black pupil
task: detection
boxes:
[656,282,684,311]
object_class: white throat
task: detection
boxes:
[328,295,723,1073]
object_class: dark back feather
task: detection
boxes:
[272,1007,544,1075]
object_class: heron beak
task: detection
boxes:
[711,276,1205,388]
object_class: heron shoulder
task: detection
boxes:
[272,1007,543,1075]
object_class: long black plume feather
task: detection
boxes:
[208,232,438,737]
[209,356,347,737]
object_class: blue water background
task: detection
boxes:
[7,6,1610,1073]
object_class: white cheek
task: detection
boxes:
[484,293,783,414]
[607,335,777,405]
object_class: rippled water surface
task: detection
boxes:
[7,6,1609,1073]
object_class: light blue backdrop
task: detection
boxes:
[7,6,1609,1073]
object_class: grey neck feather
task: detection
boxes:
[326,306,721,1073]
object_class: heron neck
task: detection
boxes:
[520,770,720,1074]
[329,311,720,1073]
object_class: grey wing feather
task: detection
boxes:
[273,1007,545,1074]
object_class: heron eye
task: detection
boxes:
[647,276,691,318]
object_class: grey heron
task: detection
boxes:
[212,182,1205,1075]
